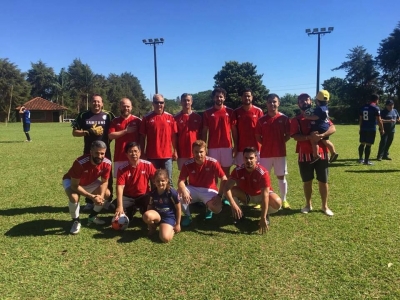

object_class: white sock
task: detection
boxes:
[69,202,79,219]
[181,203,190,216]
[278,178,287,201]
[93,204,103,213]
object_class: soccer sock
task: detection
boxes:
[278,179,287,201]
[181,203,190,216]
[25,132,31,141]
[365,145,371,162]
[69,202,79,219]
[358,144,365,159]
[89,204,104,218]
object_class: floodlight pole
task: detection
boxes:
[143,38,164,94]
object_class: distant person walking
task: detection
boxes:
[19,106,31,142]
[377,99,400,161]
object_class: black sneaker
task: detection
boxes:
[383,156,392,160]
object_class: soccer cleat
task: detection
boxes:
[205,209,213,220]
[363,161,373,165]
[301,206,313,214]
[181,215,192,227]
[322,208,334,216]
[254,204,261,209]
[70,221,81,234]
[329,153,339,163]
[358,159,364,164]
[222,198,231,206]
[282,200,291,209]
[87,216,105,225]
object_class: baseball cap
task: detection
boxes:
[316,90,330,101]
[385,99,394,105]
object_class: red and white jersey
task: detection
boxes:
[229,164,271,196]
[234,105,263,151]
[109,115,141,162]
[256,112,290,158]
[139,111,178,159]
[174,111,202,158]
[116,159,157,198]
[63,154,111,186]
[203,106,235,149]
[179,156,225,190]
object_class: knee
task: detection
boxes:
[207,199,222,214]
[160,234,173,243]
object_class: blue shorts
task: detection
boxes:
[23,123,30,132]
[359,130,376,145]
[159,212,176,226]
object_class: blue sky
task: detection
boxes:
[1,0,399,100]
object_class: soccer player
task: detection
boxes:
[358,94,384,165]
[62,141,112,234]
[377,99,400,160]
[174,93,202,170]
[140,94,178,186]
[108,98,141,177]
[255,94,291,209]
[290,93,336,216]
[114,142,157,221]
[233,88,263,167]
[202,87,237,176]
[177,140,227,226]
[19,106,31,142]
[224,147,282,234]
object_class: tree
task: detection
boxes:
[321,77,349,106]
[26,60,56,99]
[280,93,298,106]
[213,61,269,109]
[192,90,212,111]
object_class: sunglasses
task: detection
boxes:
[153,101,165,105]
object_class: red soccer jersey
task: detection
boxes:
[62,154,111,186]
[174,111,202,158]
[116,159,157,197]
[203,106,235,149]
[139,111,178,159]
[256,113,291,158]
[109,115,142,162]
[290,115,330,162]
[229,164,271,196]
[178,157,225,190]
[234,105,263,151]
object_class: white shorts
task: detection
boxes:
[62,179,101,193]
[177,158,190,170]
[208,148,233,168]
[245,192,280,214]
[259,157,287,176]
[235,151,260,167]
[185,186,218,204]
[114,161,127,178]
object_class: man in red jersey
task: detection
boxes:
[224,147,282,233]
[109,98,142,178]
[114,142,157,221]
[202,87,237,176]
[290,93,336,216]
[255,94,291,209]
[174,93,202,170]
[233,88,263,166]
[62,141,112,235]
[140,94,178,186]
[177,140,227,226]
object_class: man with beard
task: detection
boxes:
[290,93,336,216]
[223,147,282,233]
[255,94,291,209]
[62,141,112,234]
[109,98,142,177]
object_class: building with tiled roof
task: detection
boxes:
[16,97,68,123]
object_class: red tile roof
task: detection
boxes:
[23,97,68,111]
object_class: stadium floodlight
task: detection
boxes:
[306,29,311,33]
[328,27,334,31]
[313,28,318,32]
[142,39,147,43]
[160,38,164,42]
[142,38,165,94]
[320,27,326,32]
[148,39,153,43]
[154,38,159,42]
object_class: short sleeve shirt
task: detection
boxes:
[229,164,271,196]
[203,106,235,149]
[234,105,263,151]
[174,111,202,158]
[381,108,399,133]
[149,188,180,216]
[359,104,380,132]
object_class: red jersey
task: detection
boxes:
[109,115,142,162]
[178,157,225,190]
[229,164,271,196]
[116,159,157,197]
[290,115,330,162]
[62,154,111,186]
[139,111,178,159]
[256,113,290,158]
[203,106,235,149]
[174,111,202,158]
[234,105,263,151]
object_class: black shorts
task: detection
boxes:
[299,158,329,183]
[122,194,150,215]
[359,130,376,145]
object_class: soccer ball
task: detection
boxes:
[305,107,314,116]
[111,214,130,230]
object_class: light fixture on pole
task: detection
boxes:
[142,38,164,94]
[305,27,334,96]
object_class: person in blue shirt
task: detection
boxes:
[358,94,384,165]
[377,99,400,161]
[19,106,31,142]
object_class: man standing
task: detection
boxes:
[233,88,263,167]
[256,94,291,208]
[177,140,227,226]
[358,94,384,165]
[290,93,336,216]
[19,106,31,142]
[109,98,141,177]
[377,99,399,161]
[224,147,282,233]
[140,94,178,186]
[62,141,111,234]
[174,93,202,171]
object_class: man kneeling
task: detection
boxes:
[224,147,282,234]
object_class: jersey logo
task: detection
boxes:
[84,170,88,173]
[211,114,215,117]
[102,115,107,120]
[205,168,210,171]
[240,176,245,179]
[167,120,171,123]
[141,171,146,174]
[150,119,155,122]
[191,170,196,173]
[180,120,184,123]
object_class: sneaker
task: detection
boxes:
[181,215,192,227]
[301,206,313,214]
[329,153,339,163]
[383,156,392,160]
[82,203,94,212]
[377,157,382,161]
[87,216,105,225]
[310,156,320,164]
[254,204,261,209]
[358,159,364,164]
[363,161,373,165]
[282,200,291,209]
[222,198,231,206]
[70,221,81,234]
[322,208,334,216]
[205,209,213,220]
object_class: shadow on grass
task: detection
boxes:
[4,219,70,237]
[0,205,68,216]
[0,141,25,144]
[345,169,400,173]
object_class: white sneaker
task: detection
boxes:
[301,206,313,214]
[322,208,334,216]
[88,216,105,225]
[70,221,81,234]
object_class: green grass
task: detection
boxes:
[0,122,399,299]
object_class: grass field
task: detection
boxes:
[0,122,399,299]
